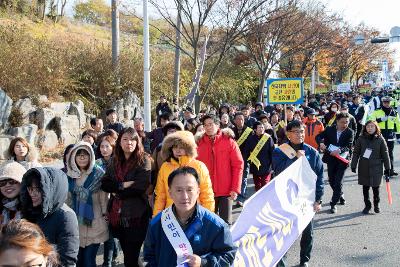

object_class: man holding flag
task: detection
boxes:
[272,120,324,267]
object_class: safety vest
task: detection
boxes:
[368,109,400,133]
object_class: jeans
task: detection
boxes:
[214,196,233,225]
[103,237,119,267]
[327,159,347,205]
[276,220,314,266]
[77,243,100,267]
[237,162,249,202]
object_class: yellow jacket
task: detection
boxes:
[153,155,215,216]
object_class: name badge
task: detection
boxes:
[363,148,372,159]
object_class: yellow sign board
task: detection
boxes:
[265,78,304,104]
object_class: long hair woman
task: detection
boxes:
[350,120,390,214]
[101,127,151,267]
[0,219,59,267]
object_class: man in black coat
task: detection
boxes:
[231,112,253,206]
[316,112,354,214]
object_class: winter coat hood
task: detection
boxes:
[21,167,68,218]
[66,141,95,179]
[162,131,197,159]
[195,128,235,143]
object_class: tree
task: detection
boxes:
[73,0,111,26]
[149,0,272,106]
[241,0,338,101]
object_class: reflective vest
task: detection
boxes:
[368,108,400,140]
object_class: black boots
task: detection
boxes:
[362,200,371,214]
[363,186,380,214]
[373,195,380,213]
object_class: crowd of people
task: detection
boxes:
[0,89,399,267]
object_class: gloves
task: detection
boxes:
[351,168,356,173]
[380,116,388,122]
[384,169,390,176]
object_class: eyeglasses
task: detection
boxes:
[27,186,41,195]
[0,179,19,187]
[76,153,89,159]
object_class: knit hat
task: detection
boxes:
[0,161,27,183]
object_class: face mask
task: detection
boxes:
[322,106,327,110]
[331,107,338,112]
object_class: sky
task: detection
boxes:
[320,0,400,71]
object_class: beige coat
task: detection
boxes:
[66,141,109,247]
[74,174,109,247]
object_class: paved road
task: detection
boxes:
[284,145,400,267]
[46,146,400,266]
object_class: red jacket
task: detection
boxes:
[196,129,244,197]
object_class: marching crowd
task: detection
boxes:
[0,89,399,267]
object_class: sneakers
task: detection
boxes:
[339,196,346,205]
[389,170,399,176]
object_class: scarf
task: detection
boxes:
[1,198,21,226]
[109,163,129,227]
[68,169,102,226]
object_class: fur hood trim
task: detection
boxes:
[66,141,95,178]
[195,128,235,143]
[162,131,197,159]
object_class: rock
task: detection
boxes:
[14,97,36,124]
[37,130,59,150]
[0,135,13,160]
[8,124,38,145]
[38,95,49,104]
[68,102,86,129]
[35,108,56,130]
[113,90,143,121]
[48,115,80,146]
[50,102,71,116]
[0,89,13,131]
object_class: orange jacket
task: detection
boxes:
[303,117,324,149]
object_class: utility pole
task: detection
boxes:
[111,0,120,74]
[311,63,316,94]
[143,0,151,131]
[173,0,182,106]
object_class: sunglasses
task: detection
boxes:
[0,179,19,187]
